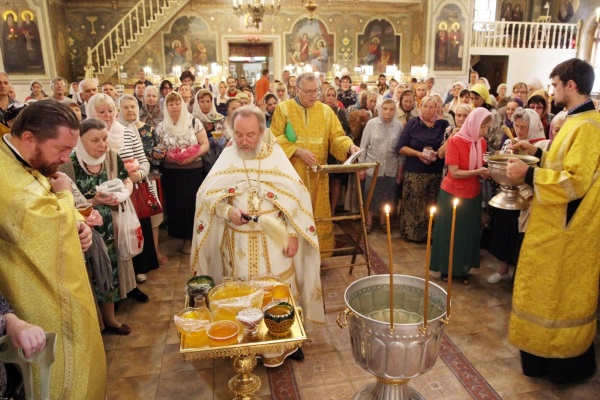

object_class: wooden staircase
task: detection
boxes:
[90,0,190,81]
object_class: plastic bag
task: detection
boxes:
[115,198,144,260]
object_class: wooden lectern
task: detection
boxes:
[306,162,380,275]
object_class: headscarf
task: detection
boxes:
[452,81,467,90]
[515,108,546,143]
[69,82,83,104]
[454,107,491,170]
[470,83,493,107]
[140,85,163,127]
[547,111,567,150]
[117,94,140,129]
[478,77,491,90]
[192,89,224,124]
[163,91,193,138]
[86,93,126,152]
[74,119,107,167]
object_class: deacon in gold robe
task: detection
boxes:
[0,101,106,399]
[270,73,360,255]
[507,58,600,384]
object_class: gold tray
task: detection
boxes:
[178,293,307,361]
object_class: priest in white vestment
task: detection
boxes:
[191,106,326,334]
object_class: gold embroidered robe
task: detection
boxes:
[509,110,600,358]
[270,99,353,255]
[0,140,106,399]
[191,132,325,324]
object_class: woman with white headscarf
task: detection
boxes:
[487,108,545,284]
[156,91,209,254]
[118,94,168,266]
[87,93,153,299]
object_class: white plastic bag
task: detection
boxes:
[115,198,144,260]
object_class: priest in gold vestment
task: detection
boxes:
[270,73,360,254]
[0,101,106,399]
[506,58,599,384]
[191,106,326,329]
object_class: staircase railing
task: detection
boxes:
[89,0,173,76]
[471,20,579,50]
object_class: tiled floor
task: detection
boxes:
[104,224,600,399]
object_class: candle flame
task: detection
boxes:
[430,206,436,214]
[453,198,459,206]
[385,204,390,214]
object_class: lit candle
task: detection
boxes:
[447,198,459,318]
[385,204,394,334]
[423,206,436,332]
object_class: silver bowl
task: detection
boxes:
[485,154,539,210]
[338,275,447,400]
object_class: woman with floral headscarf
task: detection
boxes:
[397,95,449,242]
[430,108,492,284]
[139,85,164,129]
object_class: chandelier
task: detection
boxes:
[232,0,281,30]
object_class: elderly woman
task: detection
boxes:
[323,86,352,217]
[223,97,243,139]
[527,94,554,138]
[337,75,357,109]
[64,118,133,334]
[398,95,449,242]
[156,92,209,254]
[397,90,419,126]
[431,108,492,284]
[358,99,404,232]
[347,90,378,145]
[139,85,164,129]
[496,83,508,102]
[487,108,545,283]
[193,89,227,167]
[117,94,167,266]
[87,94,154,294]
[444,81,467,116]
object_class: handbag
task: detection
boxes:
[115,198,144,260]
[131,177,163,219]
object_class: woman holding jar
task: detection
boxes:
[87,93,155,294]
[156,92,209,254]
[65,118,133,334]
[398,95,449,242]
[430,108,492,284]
[117,94,167,266]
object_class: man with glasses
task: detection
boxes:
[336,75,357,108]
[271,73,360,256]
[51,76,68,102]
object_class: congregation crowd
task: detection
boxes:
[0,55,599,398]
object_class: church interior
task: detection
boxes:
[1,0,599,399]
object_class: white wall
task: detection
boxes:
[470,47,577,90]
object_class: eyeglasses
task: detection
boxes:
[529,105,544,110]
[514,90,528,95]
[300,88,319,96]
